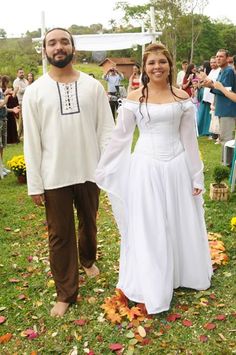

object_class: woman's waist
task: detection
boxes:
[134,136,184,161]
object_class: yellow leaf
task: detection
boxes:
[137,325,146,338]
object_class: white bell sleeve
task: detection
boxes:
[95,105,136,197]
[95,105,136,236]
[180,101,205,191]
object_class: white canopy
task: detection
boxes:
[73,32,162,51]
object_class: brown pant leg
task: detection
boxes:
[74,181,100,268]
[44,186,78,303]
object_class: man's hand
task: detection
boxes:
[31,194,45,206]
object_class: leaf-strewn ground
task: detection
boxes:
[0,138,236,354]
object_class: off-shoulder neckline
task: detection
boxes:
[124,98,191,106]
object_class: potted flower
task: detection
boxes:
[230,217,236,231]
[7,155,27,183]
[209,165,230,201]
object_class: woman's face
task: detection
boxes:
[27,73,34,82]
[133,65,139,73]
[145,52,170,83]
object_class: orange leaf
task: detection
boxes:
[0,333,13,344]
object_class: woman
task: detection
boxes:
[27,72,35,85]
[128,64,141,93]
[95,43,212,315]
[1,75,20,144]
[182,63,197,96]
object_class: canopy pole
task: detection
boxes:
[41,11,47,74]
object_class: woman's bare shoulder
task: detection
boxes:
[172,86,189,100]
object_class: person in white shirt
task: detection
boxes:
[23,28,114,317]
[13,68,28,140]
[176,60,188,88]
[103,66,124,118]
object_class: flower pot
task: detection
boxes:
[209,182,229,201]
[17,175,27,184]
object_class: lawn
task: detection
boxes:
[0,137,236,354]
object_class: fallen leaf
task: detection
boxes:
[74,319,87,326]
[166,313,181,322]
[9,278,20,283]
[109,343,123,351]
[0,316,6,324]
[218,333,227,341]
[216,314,226,321]
[0,333,13,343]
[182,319,193,327]
[126,330,135,339]
[137,325,146,338]
[204,322,216,330]
[199,335,208,343]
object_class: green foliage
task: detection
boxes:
[213,165,230,186]
[0,38,39,80]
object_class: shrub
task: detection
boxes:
[213,165,230,186]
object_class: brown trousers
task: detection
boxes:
[44,181,100,303]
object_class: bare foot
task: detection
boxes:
[83,264,100,278]
[50,301,70,317]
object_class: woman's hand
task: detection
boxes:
[192,188,202,196]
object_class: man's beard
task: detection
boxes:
[46,52,74,68]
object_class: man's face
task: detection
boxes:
[216,51,228,68]
[18,70,24,79]
[44,29,74,68]
[210,59,218,70]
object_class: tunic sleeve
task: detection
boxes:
[180,101,205,191]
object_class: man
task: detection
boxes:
[102,66,124,119]
[13,68,28,140]
[23,28,114,317]
[176,60,188,88]
[204,49,236,164]
[201,56,220,138]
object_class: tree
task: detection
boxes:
[0,28,6,38]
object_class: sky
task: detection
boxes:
[1,0,236,38]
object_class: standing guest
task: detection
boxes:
[203,57,221,140]
[1,75,20,144]
[182,63,197,96]
[0,78,11,178]
[197,60,217,137]
[176,60,188,88]
[204,49,236,164]
[95,43,212,315]
[13,68,28,140]
[23,28,114,317]
[127,64,141,93]
[27,72,35,84]
[102,66,124,119]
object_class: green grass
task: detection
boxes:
[0,138,236,354]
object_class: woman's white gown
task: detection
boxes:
[95,99,213,314]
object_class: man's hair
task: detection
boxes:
[43,27,74,49]
[217,49,229,57]
[182,60,188,65]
